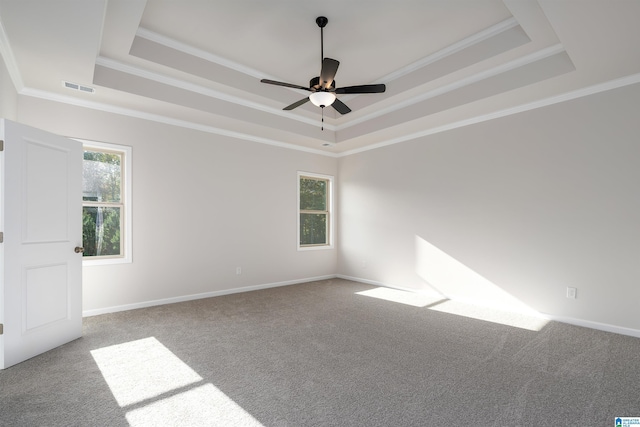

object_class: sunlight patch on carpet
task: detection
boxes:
[91,337,202,407]
[91,337,264,426]
[428,300,549,331]
[356,287,443,307]
[356,286,548,331]
[125,383,263,427]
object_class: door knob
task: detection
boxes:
[74,247,85,253]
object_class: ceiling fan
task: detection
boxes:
[261,16,386,120]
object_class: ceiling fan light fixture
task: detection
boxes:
[309,91,336,108]
[260,16,385,119]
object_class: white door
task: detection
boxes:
[0,119,83,369]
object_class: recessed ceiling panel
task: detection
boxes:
[138,0,513,86]
[338,51,575,142]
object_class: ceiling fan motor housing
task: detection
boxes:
[310,76,335,90]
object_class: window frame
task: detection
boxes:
[78,139,132,266]
[297,171,334,251]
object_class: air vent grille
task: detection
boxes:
[62,81,95,94]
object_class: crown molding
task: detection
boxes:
[137,18,518,98]
[18,87,339,158]
[15,71,640,159]
[377,17,520,85]
[95,56,337,131]
[136,27,273,81]
[0,17,24,91]
[338,72,640,157]
[133,20,522,132]
[336,43,566,132]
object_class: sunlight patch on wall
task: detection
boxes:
[428,299,548,331]
[356,287,444,307]
[415,235,537,315]
[91,337,264,426]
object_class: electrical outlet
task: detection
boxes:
[566,287,577,299]
[236,267,242,275]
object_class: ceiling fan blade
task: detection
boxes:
[331,98,351,115]
[283,97,310,110]
[320,58,340,89]
[335,84,386,94]
[261,79,311,91]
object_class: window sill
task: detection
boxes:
[83,256,131,266]
[297,244,334,251]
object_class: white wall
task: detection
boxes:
[17,97,337,313]
[13,81,640,335]
[338,83,640,332]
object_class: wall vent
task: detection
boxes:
[62,81,95,94]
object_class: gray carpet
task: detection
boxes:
[1,278,639,426]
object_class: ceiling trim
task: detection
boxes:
[138,18,519,90]
[95,56,337,131]
[130,18,526,132]
[337,72,640,157]
[19,87,339,158]
[136,27,274,81]
[14,71,640,159]
[376,17,519,85]
[336,43,565,132]
[0,17,24,91]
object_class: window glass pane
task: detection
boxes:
[300,213,327,245]
[83,206,121,257]
[300,178,327,211]
[83,150,122,202]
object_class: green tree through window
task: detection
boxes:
[299,174,331,247]
[82,149,123,257]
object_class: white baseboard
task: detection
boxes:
[542,314,640,339]
[338,274,640,339]
[82,275,337,317]
[84,273,640,339]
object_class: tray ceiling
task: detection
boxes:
[1,0,639,155]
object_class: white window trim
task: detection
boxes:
[77,139,132,266]
[297,171,335,251]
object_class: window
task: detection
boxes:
[80,140,132,265]
[298,172,333,250]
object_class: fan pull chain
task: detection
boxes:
[321,106,324,131]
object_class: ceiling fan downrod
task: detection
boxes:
[316,16,328,66]
[317,16,328,131]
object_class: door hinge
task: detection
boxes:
[0,232,3,243]
[0,324,3,335]
[0,139,3,151]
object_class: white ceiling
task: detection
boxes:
[1,0,639,155]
